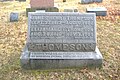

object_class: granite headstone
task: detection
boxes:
[81,0,93,4]
[10,12,19,22]
[26,0,58,17]
[86,7,107,16]
[20,12,103,69]
[30,0,54,8]
[81,0,102,4]
[93,0,102,3]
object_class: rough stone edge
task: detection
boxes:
[20,45,31,69]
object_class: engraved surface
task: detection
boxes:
[27,12,96,51]
[27,43,96,52]
[28,12,96,43]
[29,47,102,59]
[30,52,95,59]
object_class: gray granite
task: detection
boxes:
[21,46,103,69]
[20,12,103,69]
[27,12,96,52]
[10,12,19,22]
[93,0,102,3]
[81,0,93,4]
[86,7,107,16]
[81,0,102,4]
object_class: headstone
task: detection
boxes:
[10,12,19,22]
[26,0,58,17]
[81,0,93,4]
[80,0,102,4]
[20,12,103,69]
[64,9,78,12]
[86,7,107,16]
[93,0,102,3]
[30,0,54,8]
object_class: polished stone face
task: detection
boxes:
[30,0,54,8]
[27,12,96,52]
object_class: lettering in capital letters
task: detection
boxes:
[28,43,95,51]
[29,14,95,52]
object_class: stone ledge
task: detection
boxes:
[20,46,103,69]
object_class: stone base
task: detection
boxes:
[20,46,103,70]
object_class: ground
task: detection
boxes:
[0,0,120,80]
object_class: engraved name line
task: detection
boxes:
[28,43,95,51]
[31,16,94,21]
[30,21,94,25]
[30,31,94,38]
[30,27,94,32]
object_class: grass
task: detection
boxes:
[0,0,120,80]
